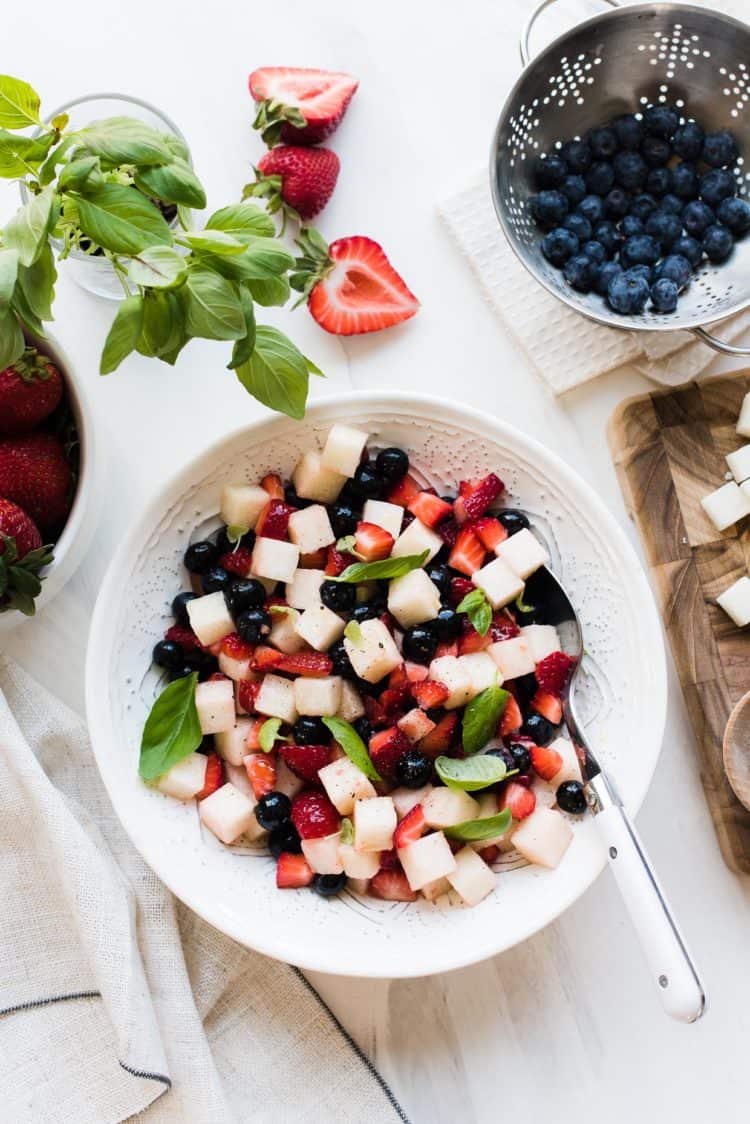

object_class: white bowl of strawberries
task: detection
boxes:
[85,392,666,976]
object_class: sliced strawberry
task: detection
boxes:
[448,527,485,576]
[245,718,265,751]
[364,695,389,729]
[196,753,224,800]
[418,712,458,757]
[219,546,255,577]
[369,726,411,781]
[500,781,536,820]
[397,708,435,743]
[498,694,523,736]
[448,576,474,606]
[379,685,410,719]
[249,66,359,146]
[237,680,259,714]
[252,646,283,671]
[404,661,429,684]
[462,474,504,521]
[385,473,420,506]
[412,679,449,709]
[457,625,492,655]
[255,500,293,541]
[389,664,409,690]
[291,790,340,838]
[408,492,452,528]
[394,804,426,848]
[261,472,284,498]
[435,640,459,659]
[471,516,508,552]
[378,848,401,871]
[221,632,255,660]
[276,852,315,888]
[490,611,520,641]
[535,652,576,695]
[478,844,500,864]
[370,869,417,902]
[164,623,202,652]
[325,545,355,576]
[281,743,332,784]
[300,547,328,568]
[276,651,333,677]
[355,521,394,561]
[304,236,419,336]
[530,743,563,781]
[437,518,459,547]
[244,752,277,797]
[531,689,563,726]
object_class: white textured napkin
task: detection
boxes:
[438,169,750,396]
[0,656,407,1124]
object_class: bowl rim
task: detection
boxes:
[85,390,668,975]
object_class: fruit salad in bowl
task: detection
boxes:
[86,393,666,975]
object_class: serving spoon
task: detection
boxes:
[521,565,706,1022]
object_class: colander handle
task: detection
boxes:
[520,0,620,66]
[690,326,750,357]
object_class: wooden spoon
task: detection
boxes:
[723,690,750,812]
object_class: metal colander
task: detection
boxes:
[490,0,750,356]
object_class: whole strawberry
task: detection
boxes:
[246,146,340,222]
[0,498,53,616]
[0,431,73,531]
[0,348,63,435]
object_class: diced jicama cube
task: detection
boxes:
[268,608,305,654]
[487,635,535,679]
[319,757,377,814]
[252,538,300,583]
[195,678,235,734]
[288,505,335,554]
[700,481,750,532]
[344,618,402,682]
[220,483,269,529]
[512,807,573,868]
[301,832,344,874]
[717,575,750,627]
[353,796,397,851]
[496,528,549,579]
[295,604,345,651]
[286,568,326,610]
[458,651,499,696]
[428,655,473,709]
[156,752,207,800]
[295,675,342,716]
[472,556,525,609]
[399,831,456,891]
[293,450,346,503]
[363,499,404,539]
[224,764,267,840]
[398,708,436,743]
[217,650,256,682]
[391,517,443,564]
[387,568,441,628]
[214,716,254,766]
[738,391,750,438]
[337,680,365,722]
[255,673,298,724]
[187,591,235,646]
[320,424,369,477]
[548,736,583,785]
[520,624,560,663]
[423,787,479,829]
[339,843,380,879]
[199,783,257,844]
[420,875,451,902]
[274,756,305,799]
[447,846,496,905]
[392,785,432,820]
[726,445,750,484]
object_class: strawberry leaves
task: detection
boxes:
[0,532,54,616]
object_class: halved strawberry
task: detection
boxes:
[457,624,492,655]
[535,652,576,695]
[408,492,452,528]
[249,66,359,146]
[252,646,283,671]
[448,576,474,606]
[196,753,224,800]
[276,852,315,888]
[276,651,333,677]
[418,712,458,756]
[378,848,401,871]
[448,527,485,576]
[459,474,504,522]
[221,632,255,660]
[404,661,429,684]
[478,843,500,864]
[291,790,340,838]
[386,473,420,506]
[530,743,563,781]
[531,689,563,726]
[237,680,259,714]
[244,752,277,798]
[369,726,411,781]
[498,694,523,736]
[364,695,389,729]
[355,521,394,561]
[164,623,202,652]
[370,869,417,902]
[300,547,328,568]
[325,545,353,576]
[490,611,520,641]
[255,500,292,540]
[389,663,409,690]
[500,780,536,820]
[412,679,449,709]
[471,516,508,552]
[261,472,284,498]
[437,518,459,547]
[245,718,265,751]
[394,804,426,849]
[281,743,332,784]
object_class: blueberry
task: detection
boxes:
[625,263,654,284]
[153,639,184,670]
[646,167,672,197]
[184,650,218,681]
[172,591,196,625]
[350,600,385,623]
[560,173,587,206]
[312,873,347,897]
[170,664,196,681]
[507,741,532,773]
[593,221,621,255]
[620,214,644,238]
[556,780,588,814]
[564,213,593,242]
[184,540,220,575]
[590,126,619,160]
[672,235,703,267]
[604,187,629,219]
[426,563,451,595]
[485,746,515,772]
[351,462,384,499]
[329,501,359,538]
[268,822,302,858]
[607,271,650,315]
[283,484,312,510]
[396,749,433,789]
[655,254,692,290]
[330,639,356,679]
[402,624,438,664]
[629,193,658,220]
[523,712,556,744]
[563,253,597,292]
[643,104,679,139]
[319,580,355,613]
[703,223,734,262]
[541,227,579,266]
[650,278,679,313]
[700,169,736,208]
[644,211,682,249]
[612,113,644,151]
[375,447,409,481]
[534,153,568,188]
[585,161,615,196]
[577,195,605,224]
[671,161,699,200]
[581,239,607,265]
[293,716,330,745]
[641,135,671,168]
[594,259,623,295]
[620,233,661,267]
[717,197,750,235]
[236,607,271,644]
[532,189,569,229]
[352,716,373,743]
[702,130,739,169]
[498,510,530,535]
[255,791,292,830]
[225,578,265,616]
[672,120,704,161]
[682,199,714,237]
[201,566,231,594]
[613,150,647,190]
[660,193,684,216]
[435,607,462,641]
[560,139,592,173]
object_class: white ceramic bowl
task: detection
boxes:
[85,392,667,977]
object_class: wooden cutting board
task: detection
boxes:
[608,369,750,874]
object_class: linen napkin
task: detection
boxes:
[0,655,407,1124]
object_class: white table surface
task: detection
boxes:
[4,1,750,1120]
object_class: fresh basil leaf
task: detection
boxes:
[58,154,104,193]
[0,75,41,129]
[206,203,275,241]
[100,294,144,374]
[163,134,191,162]
[0,129,53,176]
[0,249,19,314]
[304,354,324,377]
[138,289,182,357]
[444,808,513,843]
[340,817,354,846]
[75,116,172,166]
[50,112,69,132]
[227,288,256,370]
[322,717,382,784]
[239,236,295,278]
[344,619,364,645]
[4,186,56,266]
[462,685,509,755]
[134,158,206,209]
[16,244,56,322]
[457,588,492,637]
[74,184,173,255]
[234,325,310,419]
[258,717,284,753]
[335,551,429,584]
[127,245,187,289]
[38,134,76,185]
[11,284,45,336]
[246,275,290,307]
[0,312,25,369]
[182,268,244,340]
[181,229,245,255]
[435,754,510,791]
[139,671,202,780]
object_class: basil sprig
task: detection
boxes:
[444,808,513,842]
[323,717,382,784]
[258,717,287,753]
[462,685,509,755]
[435,754,513,791]
[456,588,492,637]
[139,672,202,780]
[334,551,429,584]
